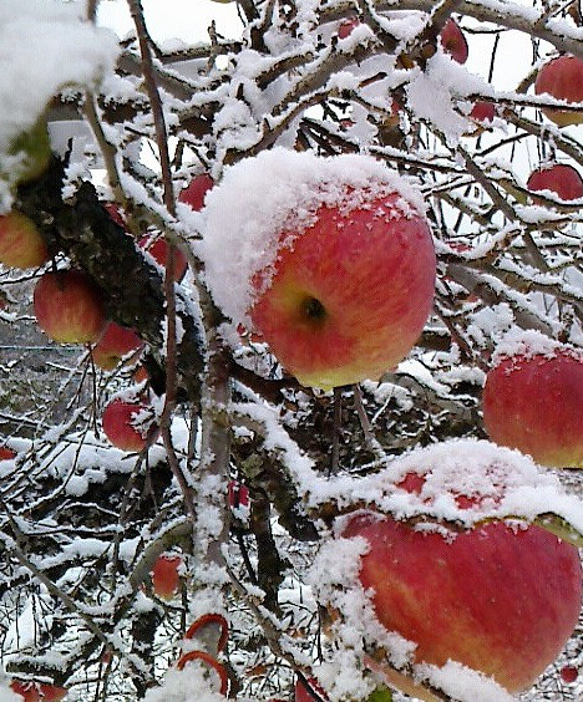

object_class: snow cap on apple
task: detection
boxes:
[482,329,583,468]
[309,439,583,701]
[200,149,436,389]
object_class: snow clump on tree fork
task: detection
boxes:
[0,0,581,700]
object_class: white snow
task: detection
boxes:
[492,327,582,365]
[0,0,119,209]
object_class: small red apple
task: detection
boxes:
[10,680,67,702]
[92,321,143,371]
[340,472,582,694]
[178,173,214,211]
[151,554,182,600]
[482,345,583,468]
[560,665,578,683]
[295,677,329,701]
[102,397,157,452]
[0,446,16,461]
[0,211,48,269]
[249,191,436,389]
[439,19,468,64]
[338,17,359,39]
[228,480,250,511]
[139,235,188,283]
[526,163,583,201]
[535,54,583,127]
[33,270,106,344]
[469,101,496,123]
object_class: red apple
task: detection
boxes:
[295,677,329,701]
[151,554,182,600]
[10,680,67,701]
[33,270,106,344]
[439,19,468,64]
[340,477,582,693]
[338,17,359,39]
[228,480,250,511]
[560,665,578,683]
[102,397,157,452]
[0,446,16,460]
[535,54,583,127]
[178,173,214,211]
[139,235,188,283]
[249,191,436,389]
[469,101,496,123]
[482,346,583,468]
[526,163,583,201]
[92,321,143,371]
[0,211,48,269]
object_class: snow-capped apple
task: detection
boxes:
[535,54,583,127]
[34,270,106,344]
[202,150,436,390]
[526,163,583,201]
[0,211,48,269]
[338,451,582,694]
[439,19,468,64]
[10,680,67,702]
[102,397,157,452]
[178,173,214,211]
[139,235,188,283]
[92,321,143,370]
[8,118,52,184]
[151,554,182,600]
[560,665,578,683]
[482,339,583,468]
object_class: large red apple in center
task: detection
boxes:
[482,342,583,468]
[339,473,582,694]
[201,151,436,390]
[249,192,436,389]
